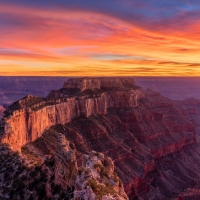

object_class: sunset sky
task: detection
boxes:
[1,0,200,76]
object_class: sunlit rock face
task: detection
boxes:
[63,78,101,91]
[1,78,144,152]
[63,77,136,92]
[1,77,200,199]
[22,89,198,199]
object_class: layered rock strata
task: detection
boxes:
[1,78,144,151]
[23,91,196,199]
[1,78,199,199]
[54,133,77,188]
[63,77,136,92]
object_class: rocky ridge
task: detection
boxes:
[73,151,128,200]
[1,78,143,152]
[0,131,128,200]
[54,133,77,189]
[1,77,200,199]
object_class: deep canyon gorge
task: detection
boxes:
[1,77,200,200]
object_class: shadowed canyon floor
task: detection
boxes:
[1,78,200,200]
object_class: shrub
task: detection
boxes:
[86,178,116,198]
[113,172,122,187]
[93,164,109,178]
[78,167,85,175]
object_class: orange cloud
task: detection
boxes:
[0,3,200,76]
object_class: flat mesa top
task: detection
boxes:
[63,77,136,91]
[4,78,139,114]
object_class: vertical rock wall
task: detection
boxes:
[1,89,144,151]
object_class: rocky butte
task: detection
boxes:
[1,78,143,152]
[1,77,200,200]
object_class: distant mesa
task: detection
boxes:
[144,88,160,96]
[63,77,136,92]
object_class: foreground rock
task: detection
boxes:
[0,136,128,199]
[73,151,128,200]
[54,133,77,189]
[0,143,74,200]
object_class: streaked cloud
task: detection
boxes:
[91,54,148,61]
[0,0,200,76]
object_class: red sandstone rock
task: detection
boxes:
[73,151,128,200]
[1,78,200,199]
[63,77,136,92]
[54,133,77,188]
[23,97,197,198]
[1,78,144,151]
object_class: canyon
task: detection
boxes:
[1,77,200,200]
[0,76,66,105]
[1,78,143,152]
[1,77,200,106]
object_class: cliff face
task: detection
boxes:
[0,139,128,200]
[63,77,136,92]
[1,77,200,199]
[21,88,197,199]
[1,78,144,152]
[54,133,78,189]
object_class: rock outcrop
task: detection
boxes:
[73,151,128,200]
[1,78,144,151]
[54,133,78,189]
[1,77,200,199]
[63,77,136,92]
[63,78,101,92]
[22,89,197,199]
